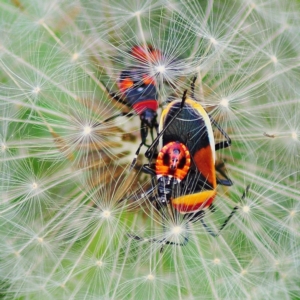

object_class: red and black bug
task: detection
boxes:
[129,78,249,246]
[104,68,159,148]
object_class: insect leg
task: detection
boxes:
[102,112,135,124]
[105,87,131,108]
[209,116,231,151]
[191,75,197,99]
[215,160,233,186]
[200,185,250,237]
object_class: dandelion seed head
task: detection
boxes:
[242,205,250,213]
[83,125,92,135]
[71,52,79,61]
[290,210,296,217]
[213,258,221,265]
[32,86,41,95]
[1,143,6,152]
[270,55,278,64]
[102,210,111,219]
[155,65,166,74]
[210,37,218,45]
[147,274,155,281]
[171,225,183,235]
[37,237,44,244]
[241,269,247,275]
[291,131,298,140]
[220,98,229,108]
[96,260,103,267]
[32,182,38,190]
[134,10,141,17]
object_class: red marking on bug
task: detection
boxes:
[132,100,158,114]
[156,141,191,181]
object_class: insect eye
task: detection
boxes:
[173,149,180,155]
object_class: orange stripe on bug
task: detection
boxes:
[193,145,216,189]
[172,190,216,214]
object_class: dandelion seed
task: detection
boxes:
[241,269,247,275]
[146,274,155,281]
[210,37,218,45]
[155,65,166,74]
[270,55,278,64]
[213,258,221,265]
[32,86,41,94]
[220,98,229,108]
[290,210,296,217]
[96,260,103,267]
[242,205,250,213]
[291,131,297,140]
[171,226,183,235]
[31,182,38,190]
[102,210,111,219]
[83,125,92,135]
[37,237,44,244]
[1,143,6,152]
[71,52,79,61]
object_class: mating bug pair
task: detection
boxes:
[103,46,249,246]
